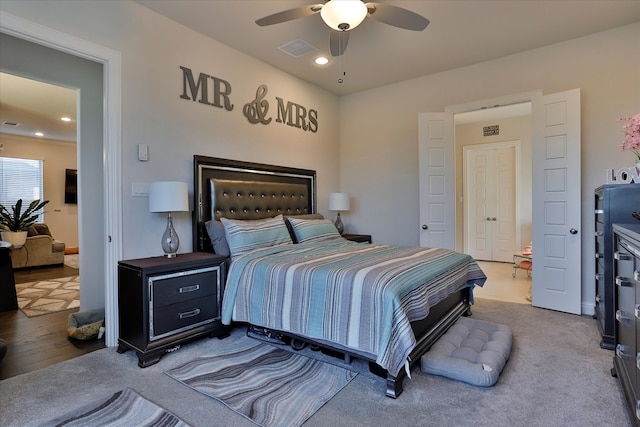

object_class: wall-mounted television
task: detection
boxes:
[64,168,77,204]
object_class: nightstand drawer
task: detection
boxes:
[150,267,218,308]
[151,297,217,340]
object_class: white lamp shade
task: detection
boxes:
[149,181,189,213]
[328,192,350,211]
[320,0,368,31]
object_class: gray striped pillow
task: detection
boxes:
[221,214,292,259]
[287,218,342,243]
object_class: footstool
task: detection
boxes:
[421,317,512,386]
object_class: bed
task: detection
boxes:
[193,155,486,398]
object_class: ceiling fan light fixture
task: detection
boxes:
[320,0,367,31]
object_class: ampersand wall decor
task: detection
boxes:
[243,85,272,125]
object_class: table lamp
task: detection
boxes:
[149,181,189,257]
[328,192,350,234]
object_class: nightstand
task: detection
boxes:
[342,233,372,243]
[117,252,227,367]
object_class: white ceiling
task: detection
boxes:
[1,1,638,142]
[136,0,640,95]
[0,72,77,142]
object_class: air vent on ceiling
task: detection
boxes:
[2,121,20,127]
[278,39,317,58]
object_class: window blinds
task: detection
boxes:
[0,157,45,222]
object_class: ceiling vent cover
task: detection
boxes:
[278,39,317,57]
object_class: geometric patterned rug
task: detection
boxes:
[15,275,80,318]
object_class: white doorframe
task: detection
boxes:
[1,11,123,347]
[463,141,521,261]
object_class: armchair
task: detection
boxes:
[1,223,65,269]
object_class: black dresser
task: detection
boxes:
[595,184,640,349]
[0,242,18,312]
[612,224,640,426]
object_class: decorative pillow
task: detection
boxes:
[283,213,324,242]
[286,218,342,243]
[28,223,51,237]
[204,220,230,257]
[221,214,292,259]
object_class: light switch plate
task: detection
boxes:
[131,182,149,197]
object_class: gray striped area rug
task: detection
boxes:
[45,388,190,427]
[165,336,357,427]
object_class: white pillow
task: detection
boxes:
[220,214,292,259]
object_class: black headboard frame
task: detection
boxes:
[193,156,317,252]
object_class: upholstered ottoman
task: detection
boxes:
[421,317,512,386]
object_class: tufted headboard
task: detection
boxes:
[193,156,316,252]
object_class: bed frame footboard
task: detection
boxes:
[382,291,471,398]
[250,288,471,399]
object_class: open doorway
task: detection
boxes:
[0,72,81,315]
[419,89,582,314]
[0,26,117,376]
[453,103,532,304]
[1,32,107,313]
[2,11,123,349]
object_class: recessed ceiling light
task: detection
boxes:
[315,57,329,65]
[34,132,44,137]
[61,116,72,122]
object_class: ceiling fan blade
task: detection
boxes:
[365,2,429,31]
[330,30,349,56]
[255,4,323,26]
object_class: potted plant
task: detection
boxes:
[0,199,49,248]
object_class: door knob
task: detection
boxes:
[570,228,578,235]
[486,217,491,221]
[492,217,497,221]
[422,224,428,230]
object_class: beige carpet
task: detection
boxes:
[15,275,80,317]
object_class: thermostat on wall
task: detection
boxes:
[138,144,148,161]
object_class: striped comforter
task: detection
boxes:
[222,241,487,376]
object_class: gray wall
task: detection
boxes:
[339,23,640,313]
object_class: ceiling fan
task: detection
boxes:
[255,0,429,56]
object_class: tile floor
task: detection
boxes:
[473,260,531,305]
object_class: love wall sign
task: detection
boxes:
[606,166,640,184]
[179,66,319,133]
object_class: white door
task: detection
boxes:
[531,89,582,314]
[467,147,492,260]
[465,144,517,262]
[418,113,455,250]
